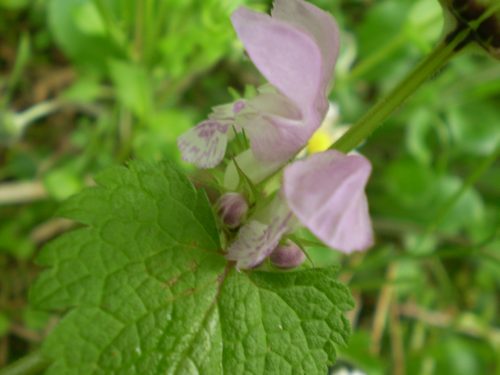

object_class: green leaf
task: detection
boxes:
[48,0,125,73]
[43,167,84,201]
[30,161,353,374]
[109,60,153,121]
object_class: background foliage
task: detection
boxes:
[0,0,498,373]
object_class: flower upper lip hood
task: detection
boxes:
[270,0,340,75]
[178,0,340,169]
[231,2,338,117]
[231,0,340,162]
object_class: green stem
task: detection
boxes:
[332,28,470,153]
[0,351,50,375]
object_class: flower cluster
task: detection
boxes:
[178,0,374,269]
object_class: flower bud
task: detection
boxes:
[270,241,306,269]
[440,0,500,59]
[217,193,248,229]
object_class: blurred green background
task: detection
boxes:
[0,0,498,373]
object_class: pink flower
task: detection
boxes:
[178,0,374,269]
[228,151,373,269]
[283,150,373,253]
[178,0,339,168]
[226,196,295,269]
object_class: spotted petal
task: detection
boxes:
[177,120,229,169]
[283,150,373,253]
[227,196,293,269]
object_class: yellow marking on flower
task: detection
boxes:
[307,129,333,154]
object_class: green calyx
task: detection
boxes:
[440,0,500,59]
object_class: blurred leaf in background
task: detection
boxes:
[0,0,499,372]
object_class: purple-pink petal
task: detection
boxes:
[227,196,293,269]
[271,0,340,91]
[283,150,374,253]
[177,120,229,169]
[231,1,340,163]
[240,91,313,162]
[231,6,325,119]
